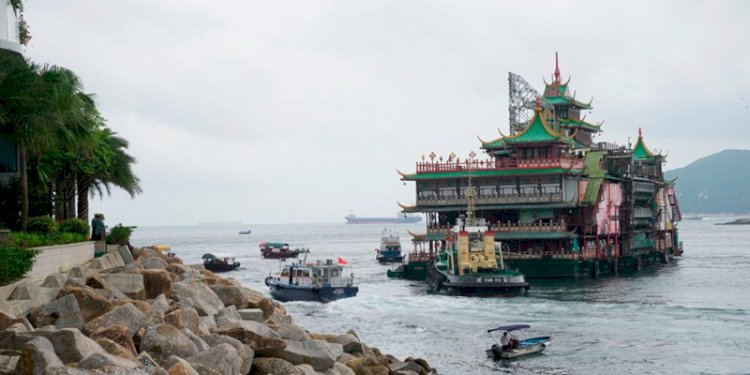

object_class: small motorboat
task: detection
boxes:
[239,229,252,235]
[202,252,241,273]
[375,229,404,263]
[264,258,358,303]
[259,242,309,259]
[485,324,551,360]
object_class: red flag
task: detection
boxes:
[337,257,348,265]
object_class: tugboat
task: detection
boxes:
[259,242,309,259]
[376,229,404,263]
[426,178,529,295]
[202,253,241,273]
[264,258,358,303]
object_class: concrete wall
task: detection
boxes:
[26,242,95,281]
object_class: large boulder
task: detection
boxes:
[104,273,146,300]
[209,285,274,319]
[41,272,67,288]
[140,324,199,363]
[388,361,427,375]
[200,334,254,375]
[331,334,363,355]
[274,323,311,341]
[33,328,109,363]
[94,337,137,361]
[150,294,171,316]
[282,339,343,371]
[28,294,84,330]
[344,357,389,375]
[59,286,113,322]
[84,275,129,300]
[164,307,205,336]
[186,343,242,375]
[250,357,297,375]
[90,324,137,358]
[165,356,200,375]
[0,309,34,332]
[83,302,144,337]
[140,270,173,299]
[181,328,210,353]
[214,306,242,328]
[211,320,286,355]
[0,354,19,374]
[324,362,357,375]
[170,280,224,317]
[165,264,200,281]
[15,336,64,375]
[141,256,169,270]
[77,352,140,370]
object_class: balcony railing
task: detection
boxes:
[415,156,584,174]
[490,221,566,232]
[417,192,563,206]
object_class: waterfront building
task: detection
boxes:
[398,56,682,278]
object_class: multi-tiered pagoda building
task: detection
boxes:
[398,56,682,278]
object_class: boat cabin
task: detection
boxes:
[272,260,353,288]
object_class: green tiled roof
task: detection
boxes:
[557,117,601,132]
[494,231,575,240]
[633,136,654,161]
[402,167,572,181]
[482,138,506,150]
[502,111,576,145]
[544,96,592,109]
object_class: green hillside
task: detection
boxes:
[665,149,750,214]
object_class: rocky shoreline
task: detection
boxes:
[0,246,433,375]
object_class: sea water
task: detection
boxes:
[132,220,750,374]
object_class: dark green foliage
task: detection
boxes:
[106,224,135,245]
[0,245,37,285]
[9,231,86,248]
[59,218,89,237]
[665,149,750,214]
[27,215,57,235]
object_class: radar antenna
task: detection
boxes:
[508,72,550,134]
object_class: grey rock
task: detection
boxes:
[29,294,83,330]
[164,307,205,336]
[0,354,19,374]
[198,316,216,332]
[140,324,198,363]
[83,302,145,337]
[250,357,297,375]
[34,328,107,363]
[165,264,200,281]
[77,352,140,370]
[209,285,273,319]
[137,351,160,368]
[295,364,317,375]
[275,323,311,341]
[323,362,357,375]
[331,334,362,354]
[164,356,200,375]
[237,308,264,322]
[389,361,426,374]
[186,343,242,375]
[182,328,210,352]
[282,339,342,371]
[149,294,170,316]
[15,336,64,375]
[68,265,89,280]
[200,334,254,375]
[394,371,420,375]
[211,320,285,355]
[141,257,168,270]
[170,280,224,317]
[104,273,146,300]
[214,306,241,328]
[41,273,67,288]
[337,352,357,363]
[118,246,135,265]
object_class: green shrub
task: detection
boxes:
[106,224,135,245]
[59,218,90,237]
[9,231,49,248]
[53,232,87,244]
[27,216,58,235]
[0,246,38,285]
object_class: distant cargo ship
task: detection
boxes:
[345,213,422,224]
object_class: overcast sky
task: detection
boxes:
[23,0,750,226]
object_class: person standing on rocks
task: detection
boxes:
[91,213,106,241]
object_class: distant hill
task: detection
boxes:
[665,149,750,214]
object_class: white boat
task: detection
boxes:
[485,324,551,360]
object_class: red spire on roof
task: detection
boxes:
[638,127,642,138]
[535,96,541,110]
[554,52,560,83]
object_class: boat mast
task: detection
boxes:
[466,175,476,227]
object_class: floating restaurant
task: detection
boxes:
[397,55,682,278]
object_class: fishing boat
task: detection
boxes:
[264,258,358,303]
[425,178,529,295]
[376,229,404,263]
[259,242,309,259]
[202,252,240,273]
[239,229,252,235]
[485,324,551,360]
